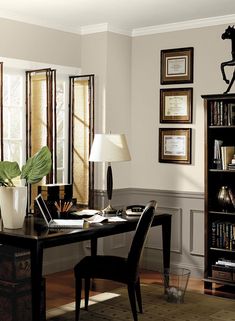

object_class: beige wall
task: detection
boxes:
[0,17,81,66]
[0,17,231,194]
[81,32,132,190]
[131,24,231,193]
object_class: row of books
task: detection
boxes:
[211,221,235,250]
[210,101,235,126]
[213,141,235,170]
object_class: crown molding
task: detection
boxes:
[80,23,131,36]
[0,11,234,37]
[132,14,235,37]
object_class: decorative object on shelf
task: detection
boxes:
[217,185,233,211]
[160,88,193,123]
[159,128,191,164]
[213,139,223,169]
[0,146,51,229]
[160,47,194,84]
[221,25,235,94]
[89,133,131,216]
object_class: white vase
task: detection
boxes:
[0,186,27,229]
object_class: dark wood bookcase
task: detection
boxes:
[202,93,235,291]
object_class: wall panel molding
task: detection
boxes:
[190,209,204,257]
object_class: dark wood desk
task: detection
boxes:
[0,213,171,321]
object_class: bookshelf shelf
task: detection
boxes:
[205,277,235,287]
[209,210,235,216]
[209,125,235,129]
[202,93,235,293]
[209,169,235,173]
[210,247,235,253]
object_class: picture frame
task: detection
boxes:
[159,128,192,164]
[160,88,193,123]
[160,47,194,84]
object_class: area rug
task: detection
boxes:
[47,284,235,321]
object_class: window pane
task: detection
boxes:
[57,110,64,139]
[56,169,64,183]
[9,75,22,106]
[3,109,9,138]
[3,75,22,107]
[57,140,64,167]
[9,109,22,139]
[3,142,22,164]
[3,75,10,106]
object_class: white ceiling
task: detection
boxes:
[0,0,235,35]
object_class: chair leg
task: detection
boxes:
[75,277,82,321]
[135,278,143,313]
[127,283,138,321]
[84,277,90,310]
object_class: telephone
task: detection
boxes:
[126,205,145,216]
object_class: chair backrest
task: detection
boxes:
[127,200,157,279]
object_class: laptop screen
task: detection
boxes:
[35,194,53,225]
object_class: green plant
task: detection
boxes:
[0,146,52,187]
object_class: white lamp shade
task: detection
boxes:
[89,134,131,162]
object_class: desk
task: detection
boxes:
[0,213,171,321]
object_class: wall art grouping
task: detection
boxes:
[159,47,194,164]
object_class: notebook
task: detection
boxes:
[35,194,84,229]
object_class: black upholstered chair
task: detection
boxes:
[74,200,157,321]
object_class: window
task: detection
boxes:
[2,68,25,166]
[56,76,69,183]
[0,59,94,209]
[69,75,94,207]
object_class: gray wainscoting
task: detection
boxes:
[44,188,204,278]
[95,188,205,278]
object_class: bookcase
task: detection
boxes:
[202,93,235,291]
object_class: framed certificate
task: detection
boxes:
[160,88,193,123]
[159,128,192,164]
[161,47,194,84]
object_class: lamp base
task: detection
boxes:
[102,204,117,217]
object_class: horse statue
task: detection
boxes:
[221,25,235,94]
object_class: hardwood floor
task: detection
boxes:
[46,269,207,310]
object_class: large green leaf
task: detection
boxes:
[0,161,21,186]
[21,146,52,184]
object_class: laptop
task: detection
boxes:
[35,194,84,229]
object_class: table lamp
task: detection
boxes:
[89,133,131,216]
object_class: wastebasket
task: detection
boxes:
[163,267,191,303]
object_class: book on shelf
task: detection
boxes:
[228,103,235,126]
[221,146,235,170]
[215,258,235,268]
[211,221,235,250]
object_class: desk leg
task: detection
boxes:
[90,238,97,257]
[90,238,98,290]
[31,243,43,321]
[161,215,171,290]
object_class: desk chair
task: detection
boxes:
[74,200,157,321]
